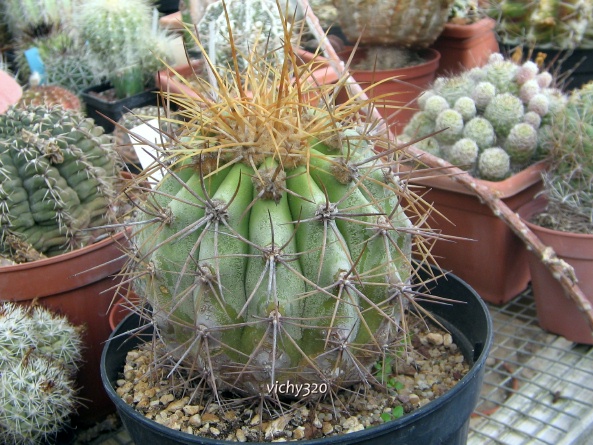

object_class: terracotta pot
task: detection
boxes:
[405,162,546,304]
[159,10,184,31]
[0,230,129,426]
[109,293,141,331]
[339,47,440,135]
[431,17,499,76]
[0,69,22,113]
[517,196,593,344]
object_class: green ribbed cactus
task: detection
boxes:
[0,106,119,261]
[121,31,437,400]
[539,81,593,231]
[0,302,83,445]
[197,0,286,72]
[488,0,593,50]
[403,53,568,180]
[332,0,454,47]
[74,0,174,99]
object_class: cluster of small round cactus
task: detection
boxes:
[0,302,83,444]
[402,53,568,180]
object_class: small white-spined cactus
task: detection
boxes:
[435,109,464,144]
[449,138,479,170]
[453,97,477,122]
[197,0,286,73]
[403,53,569,180]
[0,302,83,444]
[505,123,538,164]
[478,147,510,181]
[483,93,525,136]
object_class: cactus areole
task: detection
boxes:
[125,34,435,400]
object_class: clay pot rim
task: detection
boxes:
[402,160,548,199]
[440,17,497,39]
[0,229,128,272]
[340,47,441,76]
[517,195,593,241]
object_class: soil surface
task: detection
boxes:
[114,319,470,442]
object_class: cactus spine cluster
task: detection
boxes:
[539,81,593,231]
[488,0,593,50]
[403,53,567,180]
[122,27,436,401]
[0,105,119,261]
[74,0,174,99]
[18,85,81,111]
[197,0,286,72]
[0,302,83,445]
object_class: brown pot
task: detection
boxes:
[108,293,141,331]
[431,17,500,76]
[0,230,129,426]
[405,162,546,304]
[339,47,440,135]
[518,196,593,344]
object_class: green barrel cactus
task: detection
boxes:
[0,105,119,260]
[0,302,83,445]
[122,34,435,399]
[403,52,568,180]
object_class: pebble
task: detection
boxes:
[426,332,444,346]
[115,322,469,442]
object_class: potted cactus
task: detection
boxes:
[100,14,492,444]
[398,52,568,304]
[517,82,593,344]
[0,104,129,425]
[156,0,334,102]
[487,0,593,89]
[0,302,83,444]
[431,0,500,76]
[329,0,453,134]
[77,0,176,132]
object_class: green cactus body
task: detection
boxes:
[0,106,118,259]
[484,93,524,137]
[490,0,593,50]
[124,42,426,398]
[478,147,510,180]
[505,122,538,164]
[0,302,82,444]
[75,0,173,99]
[449,138,479,170]
[197,0,285,72]
[539,82,593,228]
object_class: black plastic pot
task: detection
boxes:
[101,268,492,445]
[501,45,593,90]
[80,83,158,133]
[156,0,180,14]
